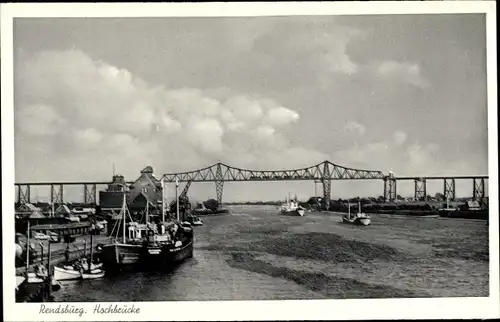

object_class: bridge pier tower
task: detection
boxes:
[17,185,31,205]
[443,178,456,201]
[322,162,331,210]
[473,178,485,204]
[84,184,97,205]
[215,164,224,205]
[51,184,64,207]
[414,178,427,201]
[384,175,397,202]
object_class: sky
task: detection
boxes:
[13,14,489,203]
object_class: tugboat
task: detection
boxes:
[342,202,371,226]
[280,193,305,216]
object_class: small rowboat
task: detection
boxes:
[54,266,105,281]
[54,266,81,281]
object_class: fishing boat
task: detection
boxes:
[342,202,371,226]
[99,193,144,270]
[141,178,194,267]
[280,193,305,216]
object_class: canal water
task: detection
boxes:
[54,205,489,301]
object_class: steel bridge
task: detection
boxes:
[14,160,488,206]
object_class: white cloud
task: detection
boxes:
[393,131,407,146]
[344,121,366,135]
[377,60,430,88]
[15,49,326,182]
[266,107,300,126]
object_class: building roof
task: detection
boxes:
[17,203,45,218]
[56,204,72,215]
[29,212,46,219]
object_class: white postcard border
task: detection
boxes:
[2,2,498,321]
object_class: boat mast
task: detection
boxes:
[26,220,30,274]
[145,198,149,224]
[161,177,166,222]
[176,179,180,221]
[122,193,126,243]
[89,229,93,272]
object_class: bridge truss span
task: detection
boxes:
[161,161,386,183]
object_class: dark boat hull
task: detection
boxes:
[342,216,371,226]
[141,240,194,267]
[99,243,142,270]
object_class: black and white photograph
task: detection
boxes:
[2,2,498,321]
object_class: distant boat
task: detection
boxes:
[342,202,371,226]
[186,214,203,226]
[280,193,305,216]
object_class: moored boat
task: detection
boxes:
[186,214,203,226]
[141,179,194,267]
[342,202,371,226]
[280,193,305,216]
[53,266,81,281]
[99,193,144,269]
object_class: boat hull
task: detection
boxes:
[100,243,143,269]
[142,240,194,268]
[342,216,371,226]
[54,266,81,281]
[81,270,105,280]
[355,217,371,226]
[26,273,46,284]
[342,216,355,224]
[280,209,305,216]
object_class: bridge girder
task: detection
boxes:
[443,178,456,201]
[17,185,31,205]
[215,164,224,205]
[414,178,427,201]
[473,178,485,204]
[384,177,397,202]
[162,161,385,183]
[84,183,97,205]
[50,184,64,205]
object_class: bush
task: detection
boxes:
[203,199,219,212]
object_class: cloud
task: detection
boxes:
[266,107,300,126]
[376,61,430,88]
[344,121,366,135]
[14,49,327,182]
[393,131,407,146]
